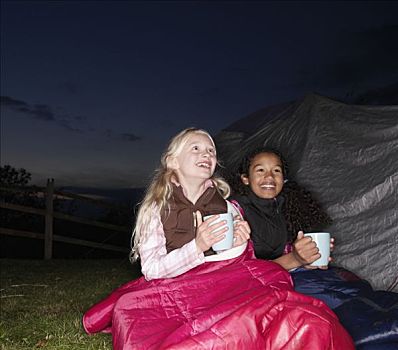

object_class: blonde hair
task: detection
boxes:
[130,127,230,262]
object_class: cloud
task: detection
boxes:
[57,119,84,133]
[1,96,29,107]
[121,133,141,142]
[1,95,85,132]
[104,129,142,143]
[22,104,56,121]
[1,95,56,121]
[2,95,142,141]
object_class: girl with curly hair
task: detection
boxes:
[229,147,333,271]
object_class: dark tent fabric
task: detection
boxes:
[215,93,398,292]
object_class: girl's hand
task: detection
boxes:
[292,231,320,266]
[299,233,335,270]
[232,216,251,247]
[194,211,228,253]
[310,237,335,269]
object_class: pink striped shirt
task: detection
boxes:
[138,183,242,280]
[139,204,206,280]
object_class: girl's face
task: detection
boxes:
[171,133,217,182]
[241,152,284,199]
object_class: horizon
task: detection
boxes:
[4,84,397,190]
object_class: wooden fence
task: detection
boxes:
[0,179,131,259]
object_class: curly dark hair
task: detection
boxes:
[228,147,332,240]
[282,180,332,240]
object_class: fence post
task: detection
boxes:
[44,178,54,259]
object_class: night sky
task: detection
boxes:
[1,1,397,189]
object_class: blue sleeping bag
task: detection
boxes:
[291,267,398,349]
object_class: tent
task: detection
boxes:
[215,93,398,291]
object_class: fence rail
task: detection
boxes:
[0,179,131,258]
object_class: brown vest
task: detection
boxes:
[161,184,227,255]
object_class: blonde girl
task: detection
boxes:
[130,128,250,280]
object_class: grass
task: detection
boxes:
[0,258,142,350]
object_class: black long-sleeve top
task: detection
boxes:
[232,190,289,260]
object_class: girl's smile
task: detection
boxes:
[196,160,212,169]
[172,133,217,181]
[241,152,284,199]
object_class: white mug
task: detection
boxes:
[304,232,331,266]
[203,212,234,251]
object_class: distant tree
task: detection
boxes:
[0,165,38,204]
[0,165,44,227]
[0,164,31,187]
